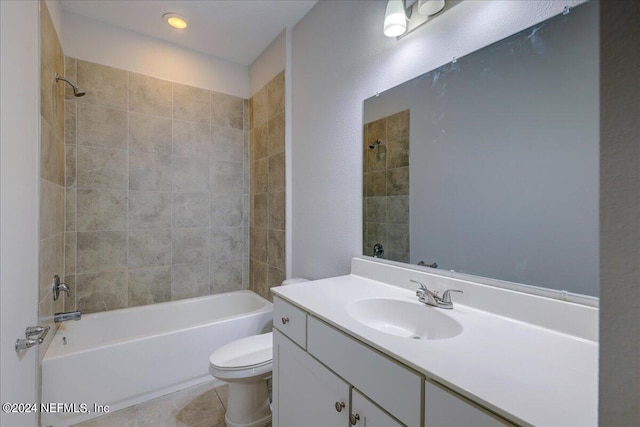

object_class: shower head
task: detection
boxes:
[55,74,86,97]
[368,139,381,149]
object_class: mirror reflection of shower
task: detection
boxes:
[369,139,382,161]
[55,73,85,97]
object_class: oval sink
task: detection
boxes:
[347,298,463,340]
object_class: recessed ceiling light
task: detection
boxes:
[163,13,188,30]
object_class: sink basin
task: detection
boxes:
[347,298,463,340]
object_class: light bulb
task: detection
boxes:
[384,0,407,38]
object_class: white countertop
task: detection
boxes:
[272,272,598,426]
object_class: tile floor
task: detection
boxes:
[73,381,230,427]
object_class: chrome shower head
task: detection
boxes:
[55,74,86,97]
[368,139,381,149]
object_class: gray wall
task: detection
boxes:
[64,58,249,314]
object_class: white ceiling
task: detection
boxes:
[60,0,317,66]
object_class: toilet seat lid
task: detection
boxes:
[209,332,273,370]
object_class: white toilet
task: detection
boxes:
[209,278,309,427]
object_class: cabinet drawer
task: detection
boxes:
[273,297,307,349]
[425,380,516,427]
[307,317,422,427]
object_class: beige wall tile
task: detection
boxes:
[77,189,127,231]
[364,197,387,223]
[171,156,209,192]
[40,1,64,137]
[129,151,172,191]
[210,226,244,261]
[65,145,76,188]
[365,142,386,172]
[268,229,285,271]
[172,120,210,159]
[173,83,210,124]
[40,179,65,240]
[65,232,76,276]
[249,259,268,297]
[364,222,386,254]
[211,92,244,130]
[128,191,171,229]
[251,123,268,160]
[76,103,127,150]
[128,266,171,307]
[387,109,410,140]
[386,137,409,169]
[267,113,285,155]
[267,71,285,118]
[269,266,285,288]
[210,160,243,194]
[129,112,172,155]
[63,275,76,312]
[128,228,171,268]
[387,195,409,225]
[268,191,285,231]
[364,171,386,197]
[76,271,127,314]
[41,118,65,186]
[77,231,127,273]
[77,60,127,109]
[386,167,409,195]
[77,146,127,190]
[250,158,268,194]
[171,263,209,300]
[39,233,64,303]
[172,192,210,228]
[64,99,76,145]
[268,152,285,192]
[211,259,244,294]
[210,194,243,227]
[65,188,76,231]
[367,118,386,145]
[251,87,268,127]
[172,228,209,265]
[387,223,409,254]
[250,227,268,263]
[129,73,172,117]
[251,194,268,228]
[212,126,244,162]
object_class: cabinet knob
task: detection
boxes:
[349,413,360,425]
[281,317,289,324]
[335,401,345,412]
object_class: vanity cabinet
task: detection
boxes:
[273,296,516,427]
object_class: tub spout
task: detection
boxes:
[54,311,82,323]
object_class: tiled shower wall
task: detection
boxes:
[363,110,410,263]
[64,57,249,314]
[39,0,66,358]
[249,71,286,300]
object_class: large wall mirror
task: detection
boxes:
[363,1,599,299]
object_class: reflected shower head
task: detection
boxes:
[369,139,381,149]
[55,74,86,97]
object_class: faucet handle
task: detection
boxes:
[441,289,463,303]
[410,279,428,291]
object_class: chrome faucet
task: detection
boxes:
[54,311,81,323]
[411,280,463,309]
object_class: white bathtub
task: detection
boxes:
[41,291,273,427]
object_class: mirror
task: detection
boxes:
[363,1,598,298]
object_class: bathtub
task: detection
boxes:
[41,290,272,427]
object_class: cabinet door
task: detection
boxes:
[425,380,515,427]
[351,388,404,427]
[273,330,350,427]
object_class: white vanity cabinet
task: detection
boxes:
[273,296,516,427]
[273,329,349,426]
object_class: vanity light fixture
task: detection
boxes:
[384,0,449,39]
[163,13,188,30]
[383,0,408,38]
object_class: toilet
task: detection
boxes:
[209,278,309,427]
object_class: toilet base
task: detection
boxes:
[224,381,271,427]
